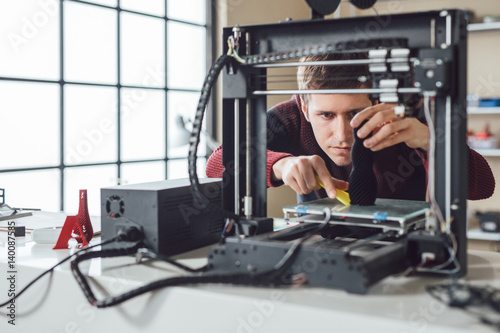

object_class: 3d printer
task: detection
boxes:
[190,6,469,293]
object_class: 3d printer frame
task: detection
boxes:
[213,9,468,291]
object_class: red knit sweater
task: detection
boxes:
[206,95,495,201]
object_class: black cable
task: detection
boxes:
[71,210,331,308]
[188,54,232,208]
[70,240,143,307]
[136,248,207,273]
[426,281,500,330]
[0,235,126,308]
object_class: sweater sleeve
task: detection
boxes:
[205,145,225,178]
[415,146,495,200]
[467,147,495,200]
[206,96,302,189]
[205,146,292,187]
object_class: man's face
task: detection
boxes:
[301,94,372,166]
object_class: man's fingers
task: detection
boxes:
[284,164,318,195]
[356,109,399,139]
[284,178,302,195]
[281,155,347,198]
[317,174,349,198]
[351,103,396,128]
[364,118,408,149]
[314,161,338,198]
[333,179,349,191]
[303,166,321,191]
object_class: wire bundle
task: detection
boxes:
[68,209,331,308]
[427,281,500,329]
[188,54,232,210]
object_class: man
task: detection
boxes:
[206,53,495,202]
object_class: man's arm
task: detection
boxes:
[206,146,347,199]
[350,103,495,200]
[350,103,429,151]
[205,145,294,187]
[415,147,495,200]
[206,95,347,199]
[467,147,495,200]
[272,155,348,199]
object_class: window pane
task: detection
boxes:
[167,158,206,180]
[0,0,59,80]
[0,169,60,212]
[121,161,165,185]
[64,85,118,165]
[168,0,206,25]
[121,0,164,16]
[64,165,117,215]
[167,21,206,90]
[64,2,117,84]
[83,0,117,6]
[121,13,165,87]
[167,91,207,158]
[0,81,60,170]
[121,88,165,161]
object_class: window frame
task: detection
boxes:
[0,0,215,212]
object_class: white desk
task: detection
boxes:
[1,213,499,332]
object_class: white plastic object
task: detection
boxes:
[32,227,62,244]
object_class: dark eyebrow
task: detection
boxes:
[349,108,364,114]
[314,108,365,114]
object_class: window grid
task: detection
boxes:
[0,0,213,211]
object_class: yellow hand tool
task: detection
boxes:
[315,175,351,206]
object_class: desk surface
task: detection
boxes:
[0,212,499,332]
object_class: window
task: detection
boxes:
[0,0,213,215]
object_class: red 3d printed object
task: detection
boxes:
[53,190,94,249]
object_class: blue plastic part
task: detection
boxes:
[296,206,309,215]
[373,211,388,221]
[479,98,500,107]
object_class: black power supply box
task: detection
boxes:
[101,178,224,255]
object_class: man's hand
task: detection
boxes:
[272,155,348,199]
[350,103,429,151]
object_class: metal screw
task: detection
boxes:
[436,81,442,88]
[414,82,421,88]
[436,59,443,65]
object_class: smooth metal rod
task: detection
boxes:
[253,87,422,96]
[244,98,253,219]
[234,98,240,215]
[245,99,252,198]
[248,58,418,68]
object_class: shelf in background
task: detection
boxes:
[468,229,500,241]
[474,149,500,157]
[467,106,500,114]
[468,22,500,32]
